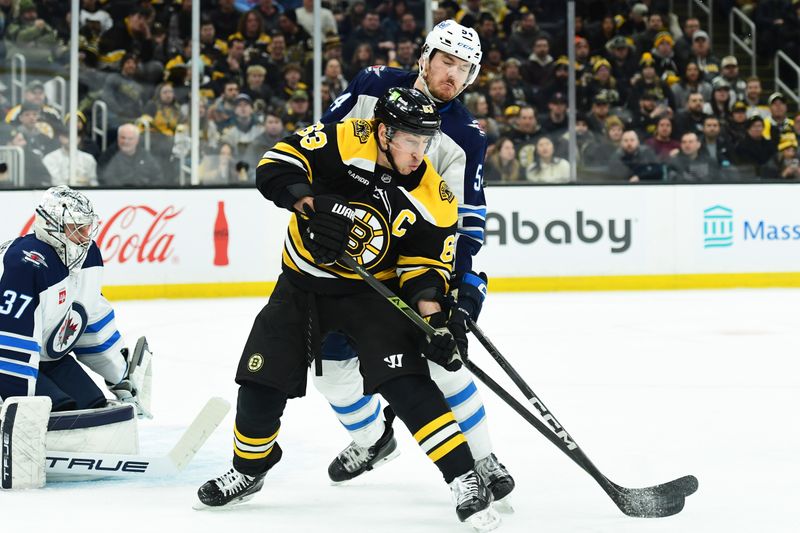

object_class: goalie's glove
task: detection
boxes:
[300,195,355,265]
[108,338,153,419]
[421,311,463,372]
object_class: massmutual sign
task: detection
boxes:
[703,204,800,248]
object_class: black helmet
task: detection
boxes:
[374,87,441,137]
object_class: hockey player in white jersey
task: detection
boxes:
[0,186,148,415]
[316,20,514,505]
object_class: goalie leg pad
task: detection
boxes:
[1,396,52,490]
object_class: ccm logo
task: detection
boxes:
[46,457,149,473]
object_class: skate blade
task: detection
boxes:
[330,449,401,486]
[493,495,514,514]
[192,493,258,511]
[465,507,501,532]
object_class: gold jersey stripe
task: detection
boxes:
[234,425,279,446]
[427,434,467,462]
[413,412,457,443]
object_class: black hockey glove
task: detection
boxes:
[301,195,355,265]
[421,311,462,372]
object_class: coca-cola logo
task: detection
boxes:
[21,205,182,264]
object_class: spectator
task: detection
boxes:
[395,12,424,49]
[486,78,512,123]
[4,80,61,129]
[584,60,621,110]
[101,53,148,131]
[586,92,612,134]
[619,3,648,36]
[645,116,680,161]
[700,115,734,171]
[634,12,666,55]
[210,0,241,40]
[199,15,228,67]
[604,36,638,97]
[198,142,243,185]
[669,131,719,181]
[627,53,676,112]
[212,34,246,88]
[339,0,367,37]
[5,0,65,73]
[281,89,312,133]
[295,0,337,38]
[242,112,286,172]
[208,79,240,129]
[278,10,312,64]
[143,83,183,137]
[734,116,777,177]
[388,37,417,71]
[709,78,733,129]
[166,0,193,53]
[794,112,800,138]
[66,111,101,161]
[566,114,601,170]
[714,56,747,103]
[522,36,554,87]
[237,9,272,54]
[99,7,162,83]
[650,31,680,81]
[343,10,383,60]
[630,92,671,139]
[674,92,707,137]
[761,134,800,180]
[484,137,523,182]
[503,58,536,106]
[346,42,376,80]
[455,0,482,29]
[671,62,712,111]
[526,136,572,183]
[476,13,503,59]
[507,12,551,61]
[255,0,283,35]
[242,65,273,110]
[674,17,701,66]
[687,30,720,79]
[99,123,163,187]
[322,58,348,100]
[42,127,98,187]
[277,62,308,103]
[507,105,544,154]
[728,101,751,145]
[763,92,795,149]
[266,33,290,89]
[743,77,770,119]
[539,56,570,107]
[541,92,568,137]
[15,102,56,187]
[608,129,662,182]
[378,0,408,42]
[220,94,262,155]
[500,0,529,38]
[588,15,617,55]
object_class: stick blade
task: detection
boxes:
[167,397,230,472]
[610,475,698,518]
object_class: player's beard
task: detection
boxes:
[422,68,458,103]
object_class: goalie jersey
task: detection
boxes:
[321,66,487,275]
[0,235,126,399]
[256,118,458,302]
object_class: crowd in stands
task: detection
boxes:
[0,0,798,188]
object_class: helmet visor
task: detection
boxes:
[388,128,442,156]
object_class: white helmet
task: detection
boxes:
[33,186,99,271]
[419,20,483,97]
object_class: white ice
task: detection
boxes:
[3,289,799,532]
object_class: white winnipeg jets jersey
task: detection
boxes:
[0,234,126,398]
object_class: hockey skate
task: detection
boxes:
[449,470,501,532]
[194,467,266,509]
[328,418,399,483]
[475,453,515,513]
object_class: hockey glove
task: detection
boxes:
[301,195,355,265]
[108,341,153,419]
[421,312,462,371]
[452,271,488,320]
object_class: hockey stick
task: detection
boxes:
[339,254,697,517]
[45,397,230,481]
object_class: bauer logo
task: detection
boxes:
[703,205,734,248]
[485,211,632,253]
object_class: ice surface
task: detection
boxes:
[3,289,799,532]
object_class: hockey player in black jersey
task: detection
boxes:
[195,87,500,531]
[315,20,514,507]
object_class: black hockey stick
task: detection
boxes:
[464,317,699,517]
[339,254,697,518]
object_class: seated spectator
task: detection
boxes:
[586,91,612,134]
[604,36,638,98]
[322,58,348,101]
[242,65,273,111]
[671,62,712,111]
[608,129,662,182]
[584,115,625,167]
[539,56,570,109]
[674,92,707,137]
[627,54,676,113]
[486,78,513,124]
[389,37,418,72]
[584,60,621,110]
[281,90,312,133]
[650,31,680,82]
[67,111,102,162]
[395,12,424,49]
[645,116,680,161]
[242,112,286,173]
[522,36,554,87]
[709,78,733,129]
[728,101,750,145]
[99,7,162,84]
[143,83,183,138]
[743,77,770,119]
[484,137,523,182]
[566,114,601,170]
[526,136,572,184]
[763,92,795,149]
[99,123,163,187]
[588,15,616,55]
[343,10,383,60]
[238,9,273,54]
[631,92,672,139]
[700,115,734,172]
[734,116,777,178]
[634,11,666,54]
[208,79,240,129]
[198,142,244,185]
[102,53,148,131]
[688,30,720,79]
[541,92,568,137]
[506,12,550,61]
[503,58,537,106]
[674,17,701,66]
[714,56,747,103]
[507,105,544,155]
[220,94,263,155]
[212,34,246,88]
[346,42,376,80]
[42,127,98,187]
[669,131,719,181]
[5,0,65,74]
[17,101,56,180]
[761,134,800,180]
[266,33,290,89]
[5,81,62,129]
[211,0,242,40]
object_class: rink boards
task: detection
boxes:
[1,185,799,298]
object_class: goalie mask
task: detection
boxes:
[33,186,99,271]
[418,20,482,101]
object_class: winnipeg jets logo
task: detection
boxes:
[384,353,403,368]
[367,65,386,76]
[22,250,48,268]
[59,316,80,348]
[46,302,88,359]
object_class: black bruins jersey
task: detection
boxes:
[256,118,458,301]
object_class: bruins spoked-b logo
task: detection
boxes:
[352,119,372,144]
[439,181,455,203]
[338,202,390,267]
[247,353,264,372]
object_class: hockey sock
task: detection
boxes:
[232,383,287,476]
[378,375,473,483]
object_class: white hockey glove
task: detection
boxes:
[108,337,153,419]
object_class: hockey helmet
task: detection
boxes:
[374,87,442,154]
[420,20,483,92]
[33,186,99,271]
